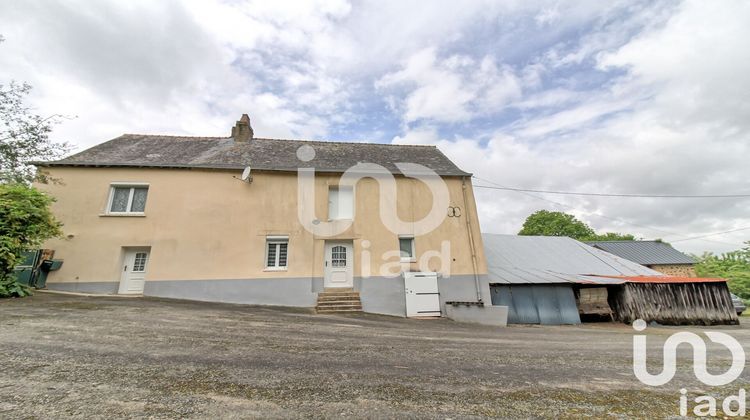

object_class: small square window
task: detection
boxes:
[108,185,148,214]
[266,238,289,269]
[399,237,415,261]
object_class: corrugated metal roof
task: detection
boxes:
[585,241,695,265]
[482,234,661,285]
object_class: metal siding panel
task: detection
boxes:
[555,286,582,324]
[509,286,541,324]
[533,286,562,325]
[490,285,521,323]
[492,285,581,325]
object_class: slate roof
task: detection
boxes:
[37,134,470,176]
[482,234,662,285]
[585,241,696,265]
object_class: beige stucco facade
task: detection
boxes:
[37,166,487,294]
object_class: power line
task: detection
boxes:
[472,184,750,199]
[472,176,745,247]
[670,226,750,243]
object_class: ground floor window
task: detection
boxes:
[266,237,288,269]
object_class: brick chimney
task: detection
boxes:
[231,114,254,142]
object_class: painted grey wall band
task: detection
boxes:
[144,278,319,307]
[46,274,494,321]
[46,282,119,295]
[359,276,407,317]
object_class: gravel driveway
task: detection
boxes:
[1,292,748,419]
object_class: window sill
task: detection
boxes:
[264,267,288,272]
[400,258,416,263]
[99,213,146,217]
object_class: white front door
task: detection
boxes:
[118,249,149,294]
[324,241,353,288]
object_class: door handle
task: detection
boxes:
[124,265,127,272]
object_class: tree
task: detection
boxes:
[1,36,69,184]
[518,210,596,239]
[0,183,62,297]
[0,82,69,183]
[518,210,637,241]
[694,243,750,301]
[0,35,66,297]
[590,232,637,241]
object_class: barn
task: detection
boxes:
[482,234,738,325]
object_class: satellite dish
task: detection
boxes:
[241,166,252,182]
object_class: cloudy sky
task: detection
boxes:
[1,0,749,254]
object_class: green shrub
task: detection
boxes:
[0,274,32,297]
[694,242,750,300]
[0,183,61,298]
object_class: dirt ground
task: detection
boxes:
[1,292,748,419]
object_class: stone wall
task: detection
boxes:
[647,264,696,277]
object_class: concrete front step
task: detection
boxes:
[317,296,360,302]
[316,302,363,308]
[316,307,363,313]
[317,308,363,313]
[317,300,361,305]
[315,289,363,314]
[319,291,359,296]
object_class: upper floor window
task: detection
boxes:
[108,184,149,214]
[399,236,415,262]
[266,236,289,270]
[328,186,353,220]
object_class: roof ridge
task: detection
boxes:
[122,133,229,140]
[588,240,664,244]
[254,137,438,148]
[120,133,438,148]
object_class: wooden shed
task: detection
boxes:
[602,276,738,325]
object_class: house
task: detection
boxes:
[586,240,697,277]
[34,114,502,321]
[483,234,737,325]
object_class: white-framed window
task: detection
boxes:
[132,252,149,272]
[331,245,347,267]
[265,236,289,270]
[328,186,353,220]
[107,184,149,214]
[399,236,415,262]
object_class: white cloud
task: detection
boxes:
[377,48,522,124]
[389,1,750,254]
[1,0,749,255]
